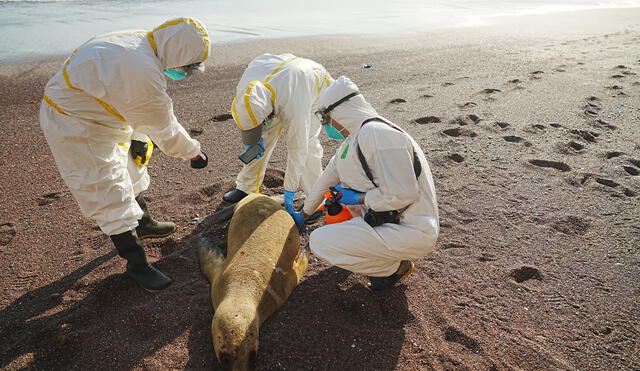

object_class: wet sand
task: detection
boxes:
[1,8,639,370]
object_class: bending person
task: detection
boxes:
[39,18,210,292]
[224,53,333,219]
[295,76,439,291]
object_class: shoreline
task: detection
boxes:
[2,7,639,75]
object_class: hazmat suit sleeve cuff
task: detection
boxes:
[302,159,339,215]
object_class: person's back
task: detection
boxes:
[44,31,159,126]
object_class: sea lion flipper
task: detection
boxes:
[196,237,226,284]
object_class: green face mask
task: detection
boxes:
[323,124,345,140]
[264,119,272,129]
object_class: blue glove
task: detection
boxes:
[244,138,265,160]
[291,211,305,230]
[333,185,363,205]
[284,190,295,213]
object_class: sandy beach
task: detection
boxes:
[1,7,639,370]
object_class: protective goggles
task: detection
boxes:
[314,91,360,126]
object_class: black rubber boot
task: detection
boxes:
[368,260,415,291]
[110,230,172,292]
[223,188,248,203]
[135,194,176,240]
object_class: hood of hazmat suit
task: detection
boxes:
[230,53,334,193]
[304,76,439,247]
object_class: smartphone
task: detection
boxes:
[239,143,265,164]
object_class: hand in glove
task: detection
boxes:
[244,138,265,160]
[130,140,150,167]
[291,211,305,230]
[284,190,296,213]
[190,151,208,169]
[332,185,364,205]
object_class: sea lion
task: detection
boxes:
[197,193,309,370]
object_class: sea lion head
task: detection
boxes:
[212,301,260,371]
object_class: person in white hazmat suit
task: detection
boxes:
[293,76,439,291]
[39,18,210,292]
[223,53,333,219]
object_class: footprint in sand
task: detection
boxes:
[525,124,546,134]
[37,192,61,206]
[510,265,542,283]
[442,241,469,249]
[593,119,617,130]
[421,94,434,98]
[457,102,477,109]
[530,70,545,79]
[528,159,571,172]
[443,128,477,138]
[621,70,637,76]
[495,122,510,129]
[480,88,501,94]
[189,128,204,136]
[212,113,233,122]
[586,96,600,102]
[606,85,624,90]
[611,74,625,79]
[389,98,406,104]
[622,166,639,176]
[605,151,625,159]
[477,253,497,262]
[508,79,522,84]
[632,82,640,86]
[447,153,465,163]
[564,141,586,153]
[550,123,563,128]
[629,158,640,168]
[442,82,455,87]
[623,189,637,197]
[0,223,17,246]
[449,115,480,126]
[571,129,599,143]
[553,216,591,235]
[503,135,532,147]
[554,65,567,72]
[595,177,619,188]
[584,109,599,117]
[414,116,441,125]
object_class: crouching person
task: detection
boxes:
[293,76,439,290]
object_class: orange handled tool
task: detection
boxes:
[324,187,353,224]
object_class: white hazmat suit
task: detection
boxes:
[303,77,439,277]
[40,18,209,235]
[230,53,333,195]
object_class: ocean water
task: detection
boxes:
[1,0,639,60]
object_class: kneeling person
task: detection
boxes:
[295,77,439,290]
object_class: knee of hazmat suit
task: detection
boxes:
[40,17,210,235]
[303,76,439,256]
[230,53,334,192]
